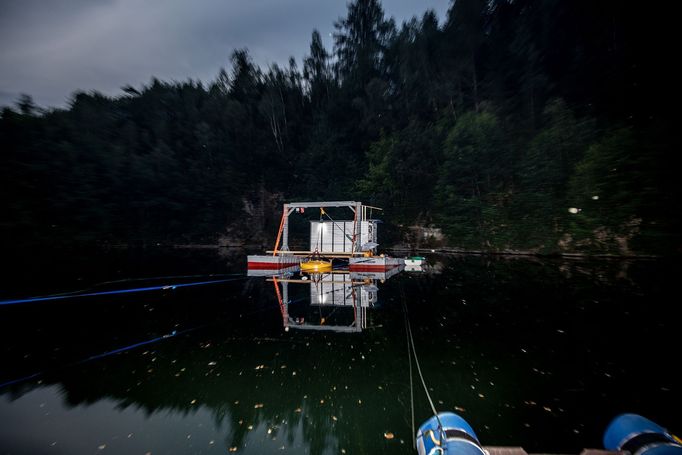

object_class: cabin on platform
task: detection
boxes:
[274,200,381,257]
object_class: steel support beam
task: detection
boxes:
[286,201,359,209]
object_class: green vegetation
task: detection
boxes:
[1,0,678,255]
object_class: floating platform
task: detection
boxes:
[248,201,403,272]
[404,256,426,266]
[247,254,300,270]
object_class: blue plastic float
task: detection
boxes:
[604,414,682,455]
[416,412,486,455]
[415,412,681,455]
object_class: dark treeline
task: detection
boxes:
[1,0,678,254]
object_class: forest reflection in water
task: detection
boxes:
[0,250,679,454]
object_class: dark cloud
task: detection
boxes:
[0,0,449,108]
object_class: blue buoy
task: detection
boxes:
[416,412,485,455]
[604,414,682,455]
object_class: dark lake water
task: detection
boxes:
[1,248,679,454]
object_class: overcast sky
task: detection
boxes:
[0,0,449,109]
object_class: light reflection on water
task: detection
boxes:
[0,250,679,454]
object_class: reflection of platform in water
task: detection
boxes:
[246,265,300,277]
[266,266,403,333]
[349,266,404,281]
[309,273,376,308]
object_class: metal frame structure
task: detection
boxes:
[271,201,381,258]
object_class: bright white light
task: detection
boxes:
[568,207,581,214]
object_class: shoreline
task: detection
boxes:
[1,242,667,260]
[388,246,661,260]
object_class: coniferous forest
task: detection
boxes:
[1,0,679,255]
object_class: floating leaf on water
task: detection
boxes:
[384,432,395,440]
[209,440,214,445]
[455,406,466,412]
[254,403,264,408]
[478,393,485,399]
[190,399,197,405]
[229,447,238,452]
[267,428,272,435]
[208,361,217,366]
[332,416,337,421]
[98,444,106,450]
[294,408,302,413]
[319,399,324,404]
[247,425,253,430]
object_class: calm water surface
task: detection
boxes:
[1,249,679,454]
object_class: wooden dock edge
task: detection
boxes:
[484,447,624,455]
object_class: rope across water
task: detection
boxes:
[401,284,447,446]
